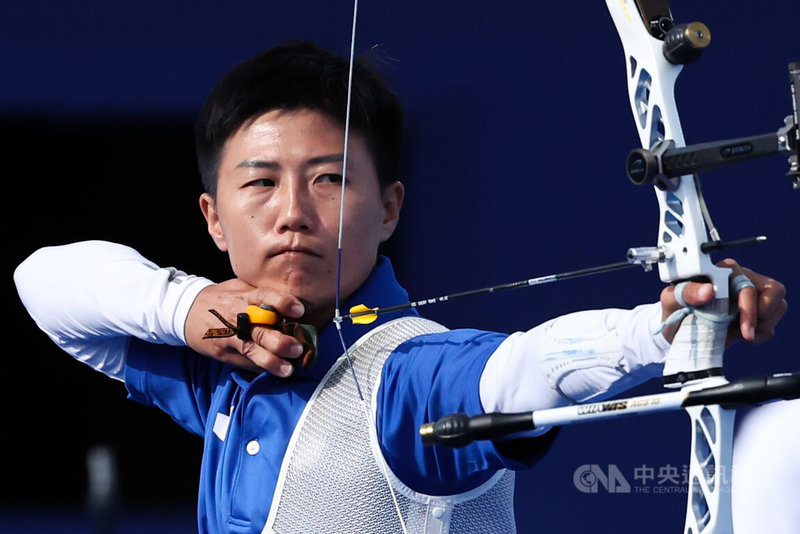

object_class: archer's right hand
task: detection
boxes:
[184,279,306,376]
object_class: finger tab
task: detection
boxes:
[246,305,278,325]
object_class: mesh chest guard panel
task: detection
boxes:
[263,317,516,534]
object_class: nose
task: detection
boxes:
[274,177,314,232]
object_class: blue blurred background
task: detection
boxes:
[3,1,798,532]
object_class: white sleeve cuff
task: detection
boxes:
[480,302,668,416]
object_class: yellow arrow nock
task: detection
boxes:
[348,304,379,325]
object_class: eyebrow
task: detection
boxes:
[236,153,345,169]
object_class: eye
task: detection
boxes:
[316,173,343,185]
[246,178,275,188]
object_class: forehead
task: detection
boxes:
[237,108,342,148]
[220,108,377,175]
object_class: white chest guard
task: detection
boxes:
[262,317,516,534]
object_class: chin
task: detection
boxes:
[287,282,336,312]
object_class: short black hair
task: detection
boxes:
[195,41,404,196]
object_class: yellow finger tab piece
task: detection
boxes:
[246,304,278,326]
[349,304,378,325]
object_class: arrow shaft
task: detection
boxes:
[345,260,638,321]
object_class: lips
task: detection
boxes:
[268,246,322,258]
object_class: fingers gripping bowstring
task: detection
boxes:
[334,2,409,531]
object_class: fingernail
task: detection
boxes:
[290,344,303,358]
[749,326,755,340]
[289,303,304,318]
[279,362,293,377]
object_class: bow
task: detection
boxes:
[606,1,798,531]
[418,2,798,533]
[607,3,735,531]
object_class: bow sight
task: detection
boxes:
[626,62,800,190]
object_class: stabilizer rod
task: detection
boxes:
[420,372,800,447]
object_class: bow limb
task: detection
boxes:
[606,2,734,532]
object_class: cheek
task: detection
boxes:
[342,205,384,263]
[358,202,388,244]
[218,206,266,257]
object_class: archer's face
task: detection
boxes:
[200,108,403,326]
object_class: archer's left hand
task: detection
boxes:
[659,258,787,345]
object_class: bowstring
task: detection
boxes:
[334,0,365,402]
[333,1,408,531]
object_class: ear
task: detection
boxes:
[379,181,405,242]
[199,192,229,252]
